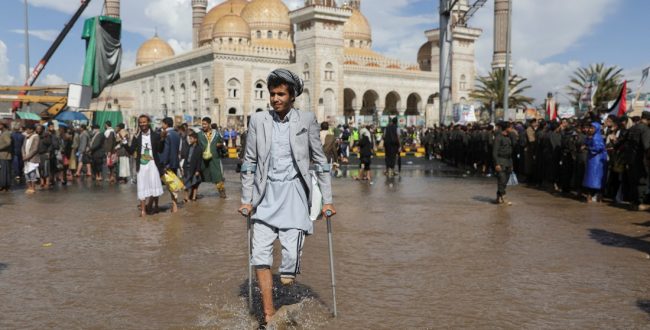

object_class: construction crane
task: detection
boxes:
[439,0,487,124]
[11,0,93,112]
[453,0,487,28]
[1,86,69,119]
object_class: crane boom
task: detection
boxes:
[452,0,486,28]
[12,0,93,111]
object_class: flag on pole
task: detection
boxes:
[82,16,122,98]
[607,80,627,117]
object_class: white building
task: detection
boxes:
[94,0,482,128]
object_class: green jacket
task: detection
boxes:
[198,129,224,183]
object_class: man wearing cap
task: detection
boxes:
[238,69,336,324]
[494,121,514,205]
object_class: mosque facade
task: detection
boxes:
[94,0,482,128]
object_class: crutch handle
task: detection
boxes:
[325,210,333,217]
[241,208,250,216]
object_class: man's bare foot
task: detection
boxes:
[171,204,178,213]
[264,305,300,328]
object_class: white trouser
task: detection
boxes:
[251,221,305,278]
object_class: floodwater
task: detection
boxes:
[1,161,650,329]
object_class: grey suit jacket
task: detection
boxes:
[241,109,333,208]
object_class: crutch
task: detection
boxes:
[325,210,338,317]
[241,208,253,314]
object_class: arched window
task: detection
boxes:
[256,31,261,39]
[460,74,467,91]
[228,107,237,115]
[191,81,198,113]
[255,82,265,100]
[303,63,310,81]
[169,85,176,112]
[228,78,240,99]
[267,31,273,39]
[203,79,211,112]
[180,84,187,112]
[325,62,334,81]
[160,87,166,109]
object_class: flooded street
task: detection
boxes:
[1,160,650,329]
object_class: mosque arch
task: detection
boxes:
[191,81,198,113]
[254,80,266,100]
[202,79,211,112]
[383,91,401,115]
[344,88,357,117]
[301,89,311,112]
[180,83,187,112]
[169,85,176,112]
[323,88,336,119]
[303,63,310,81]
[324,62,334,81]
[160,87,166,109]
[406,93,422,115]
[361,90,379,115]
[227,78,241,99]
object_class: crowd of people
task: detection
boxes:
[0,116,236,216]
[416,112,650,208]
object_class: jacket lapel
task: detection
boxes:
[263,111,273,165]
[289,109,299,154]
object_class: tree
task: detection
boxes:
[567,63,625,111]
[470,68,534,110]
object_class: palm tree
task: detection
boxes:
[567,63,625,111]
[470,68,534,110]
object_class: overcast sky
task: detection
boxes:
[0,0,648,104]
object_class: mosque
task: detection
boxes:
[95,0,482,128]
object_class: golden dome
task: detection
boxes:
[343,8,371,42]
[136,35,175,66]
[199,0,249,45]
[241,0,291,32]
[213,13,251,39]
[417,41,432,62]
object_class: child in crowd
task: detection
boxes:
[183,131,203,202]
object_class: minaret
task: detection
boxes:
[192,0,208,49]
[349,0,360,10]
[104,0,120,18]
[492,0,510,69]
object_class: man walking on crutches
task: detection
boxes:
[239,69,336,325]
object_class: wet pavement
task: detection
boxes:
[1,160,650,329]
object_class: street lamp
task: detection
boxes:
[23,0,31,113]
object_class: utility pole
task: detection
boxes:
[23,0,31,112]
[502,0,512,120]
[439,0,486,124]
[439,0,455,125]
